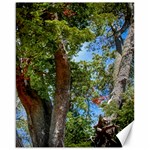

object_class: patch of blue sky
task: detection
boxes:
[73,38,103,62]
[16,106,27,120]
[122,28,128,40]
[17,128,32,147]
[73,43,93,62]
[105,57,115,70]
[89,102,105,126]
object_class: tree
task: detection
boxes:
[16,3,94,147]
[110,3,134,108]
[48,36,70,147]
[84,3,134,146]
[87,3,134,108]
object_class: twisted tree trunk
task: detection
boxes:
[46,10,71,147]
[16,9,70,147]
[16,67,52,147]
[49,42,71,147]
[16,45,70,147]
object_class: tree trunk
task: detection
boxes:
[110,3,134,107]
[112,3,134,86]
[113,52,122,84]
[49,42,71,147]
[16,10,70,147]
[16,68,52,147]
[112,22,134,107]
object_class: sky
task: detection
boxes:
[72,40,103,62]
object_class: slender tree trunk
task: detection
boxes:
[110,3,134,107]
[49,42,70,147]
[112,22,134,107]
[16,68,52,147]
[112,3,134,86]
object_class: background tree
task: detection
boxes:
[88,3,134,146]
[86,3,134,107]
[16,3,94,147]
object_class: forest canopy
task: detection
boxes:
[16,3,134,147]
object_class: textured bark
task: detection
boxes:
[92,116,121,147]
[49,43,70,147]
[16,131,24,147]
[112,27,124,86]
[110,3,134,108]
[16,68,52,147]
[113,52,122,84]
[112,3,134,85]
[112,22,134,107]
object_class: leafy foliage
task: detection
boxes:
[101,86,134,130]
[65,112,94,147]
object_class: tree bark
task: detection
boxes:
[110,3,134,108]
[112,3,134,85]
[113,52,122,84]
[16,67,52,147]
[112,22,134,107]
[49,42,71,147]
